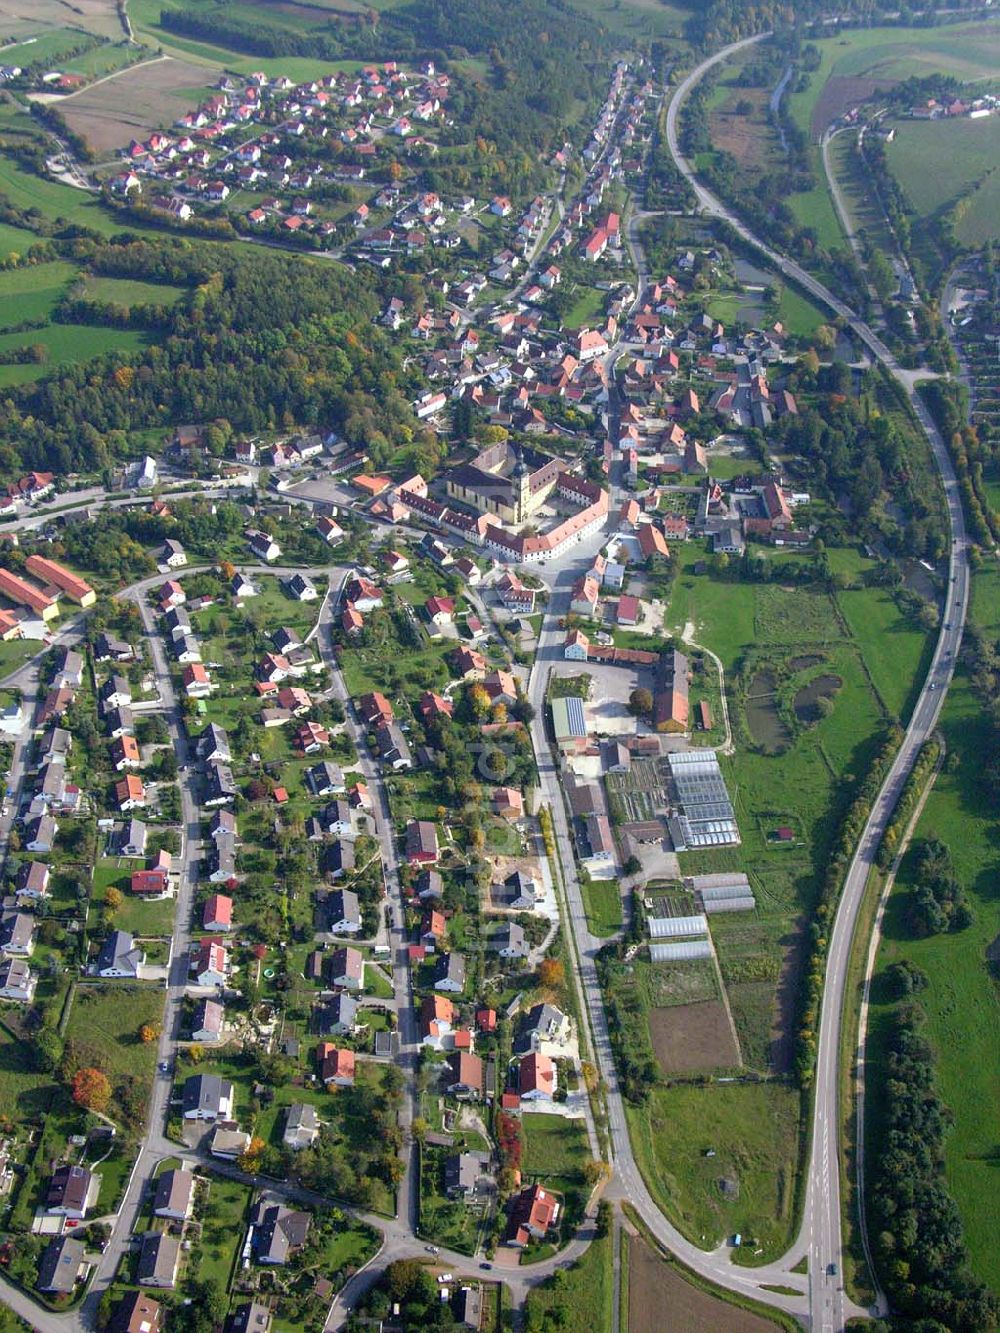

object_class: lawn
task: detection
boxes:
[773,283,827,339]
[339,634,454,698]
[65,42,143,80]
[834,580,931,722]
[828,130,896,254]
[196,1175,252,1290]
[129,0,369,75]
[93,1142,135,1213]
[566,0,687,39]
[580,877,623,937]
[866,559,1000,1292]
[63,983,164,1118]
[628,1082,802,1261]
[0,157,132,234]
[524,1229,613,1332]
[0,324,149,387]
[0,637,38,674]
[520,1112,590,1182]
[249,1061,397,1216]
[0,260,154,383]
[93,860,178,934]
[0,1020,57,1123]
[561,284,607,331]
[649,545,899,1224]
[419,1143,482,1254]
[0,221,38,258]
[1,29,85,66]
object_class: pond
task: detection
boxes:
[899,558,938,602]
[793,673,842,723]
[745,671,792,753]
[789,654,824,672]
[733,258,772,288]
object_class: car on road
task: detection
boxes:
[437,1273,453,1284]
[929,683,936,690]
[828,1263,838,1276]
[480,1262,492,1270]
[425,1246,439,1255]
[158,1061,171,1073]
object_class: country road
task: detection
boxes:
[665,32,971,1332]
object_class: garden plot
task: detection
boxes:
[605,757,668,823]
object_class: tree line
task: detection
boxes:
[868,1001,997,1330]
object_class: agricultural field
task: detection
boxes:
[866,559,1000,1293]
[884,115,1000,247]
[59,55,219,153]
[628,1081,802,1261]
[785,20,1000,139]
[627,1237,782,1333]
[0,254,152,383]
[0,2,124,43]
[648,1001,740,1075]
[80,275,186,307]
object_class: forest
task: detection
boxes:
[772,365,948,561]
[0,236,423,477]
[676,0,984,49]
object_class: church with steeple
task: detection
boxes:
[445,441,565,525]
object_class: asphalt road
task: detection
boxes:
[664,34,971,1331]
[523,554,814,1318]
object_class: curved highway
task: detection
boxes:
[665,33,970,1332]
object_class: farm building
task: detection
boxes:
[551,695,587,756]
